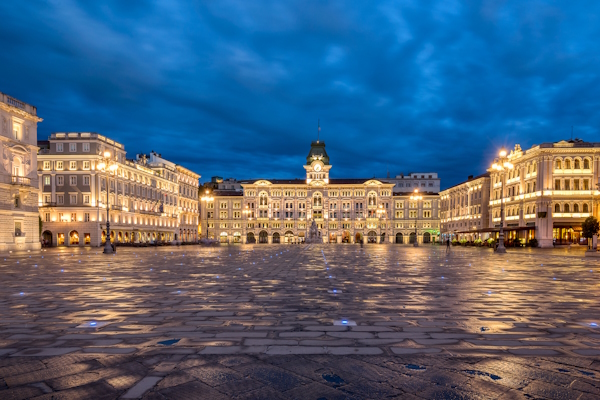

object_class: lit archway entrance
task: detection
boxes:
[342,231,350,243]
[367,231,377,243]
[355,232,363,243]
[272,232,280,243]
[117,232,123,242]
[220,232,228,243]
[409,232,417,244]
[233,232,241,243]
[284,231,294,243]
[395,232,403,244]
[42,230,52,247]
[423,232,431,243]
[247,232,256,244]
[259,231,268,244]
[69,230,79,245]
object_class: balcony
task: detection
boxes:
[10,176,31,186]
[40,202,57,207]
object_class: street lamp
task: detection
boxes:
[200,190,214,240]
[97,151,118,254]
[243,205,251,243]
[491,149,514,253]
[410,189,423,247]
[376,204,386,243]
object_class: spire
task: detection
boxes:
[317,119,320,142]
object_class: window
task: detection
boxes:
[83,161,90,170]
[44,176,51,186]
[56,143,63,152]
[83,176,90,185]
[71,212,77,221]
[84,213,90,222]
[574,179,580,190]
[83,143,90,152]
[554,179,560,190]
[583,204,589,213]
[57,195,64,204]
[564,180,570,190]
[43,161,51,170]
[56,161,64,170]
[565,159,571,169]
[555,160,561,169]
[584,159,590,169]
[70,176,77,185]
[220,202,227,209]
[574,204,580,213]
[564,204,570,212]
[575,159,580,169]
[45,212,50,222]
[70,194,77,204]
[14,196,20,208]
[584,179,589,190]
[13,123,21,140]
[57,176,64,185]
[69,143,77,152]
[83,195,90,204]
[44,195,51,204]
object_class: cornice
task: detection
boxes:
[0,102,43,122]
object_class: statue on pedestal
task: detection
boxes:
[305,220,320,243]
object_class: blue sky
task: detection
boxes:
[1,1,598,188]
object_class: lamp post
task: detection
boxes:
[243,205,251,243]
[97,151,118,254]
[410,189,423,247]
[376,204,386,243]
[200,190,214,241]
[491,149,514,254]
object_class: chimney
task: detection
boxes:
[468,175,473,180]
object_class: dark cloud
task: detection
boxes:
[0,0,598,187]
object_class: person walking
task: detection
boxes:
[446,238,451,254]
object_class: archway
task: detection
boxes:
[342,231,350,243]
[272,232,280,243]
[117,232,123,242]
[423,232,431,243]
[42,230,52,247]
[259,230,268,244]
[355,232,363,243]
[101,230,106,244]
[233,232,241,243]
[395,232,403,244]
[69,230,79,245]
[247,232,256,244]
[57,233,65,245]
[409,232,416,244]
[380,232,386,243]
[220,232,228,243]
[284,231,294,243]
[329,232,336,243]
[367,231,377,243]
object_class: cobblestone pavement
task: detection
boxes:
[1,244,600,399]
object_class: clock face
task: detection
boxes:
[314,164,322,172]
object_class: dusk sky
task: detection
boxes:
[1,1,598,188]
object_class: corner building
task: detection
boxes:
[37,133,200,247]
[204,141,440,244]
[0,92,43,251]
[488,140,600,247]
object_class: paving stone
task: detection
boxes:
[158,380,229,400]
[234,364,307,392]
[186,364,243,386]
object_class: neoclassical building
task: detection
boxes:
[0,91,43,251]
[440,173,491,241]
[487,140,599,247]
[202,141,440,244]
[37,133,200,247]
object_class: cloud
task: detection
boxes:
[0,0,598,187]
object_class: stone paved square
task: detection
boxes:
[1,244,600,399]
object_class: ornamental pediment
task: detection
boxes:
[255,180,272,186]
[364,179,383,186]
[309,180,326,186]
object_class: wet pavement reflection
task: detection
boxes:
[1,244,599,399]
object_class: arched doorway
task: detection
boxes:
[247,232,256,244]
[329,233,336,243]
[342,231,350,243]
[42,230,52,247]
[409,232,416,244]
[101,230,106,244]
[69,230,79,245]
[380,232,386,243]
[233,232,241,243]
[273,232,280,243]
[57,233,65,246]
[284,231,294,243]
[395,232,403,244]
[259,230,268,244]
[355,232,363,243]
[367,231,377,243]
[423,232,431,243]
[117,232,123,243]
[220,232,228,243]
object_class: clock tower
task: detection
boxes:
[304,141,332,184]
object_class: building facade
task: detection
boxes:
[440,173,491,241]
[202,141,440,244]
[487,140,599,247]
[379,172,441,193]
[37,133,200,247]
[0,92,43,251]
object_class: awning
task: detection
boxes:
[453,226,536,234]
